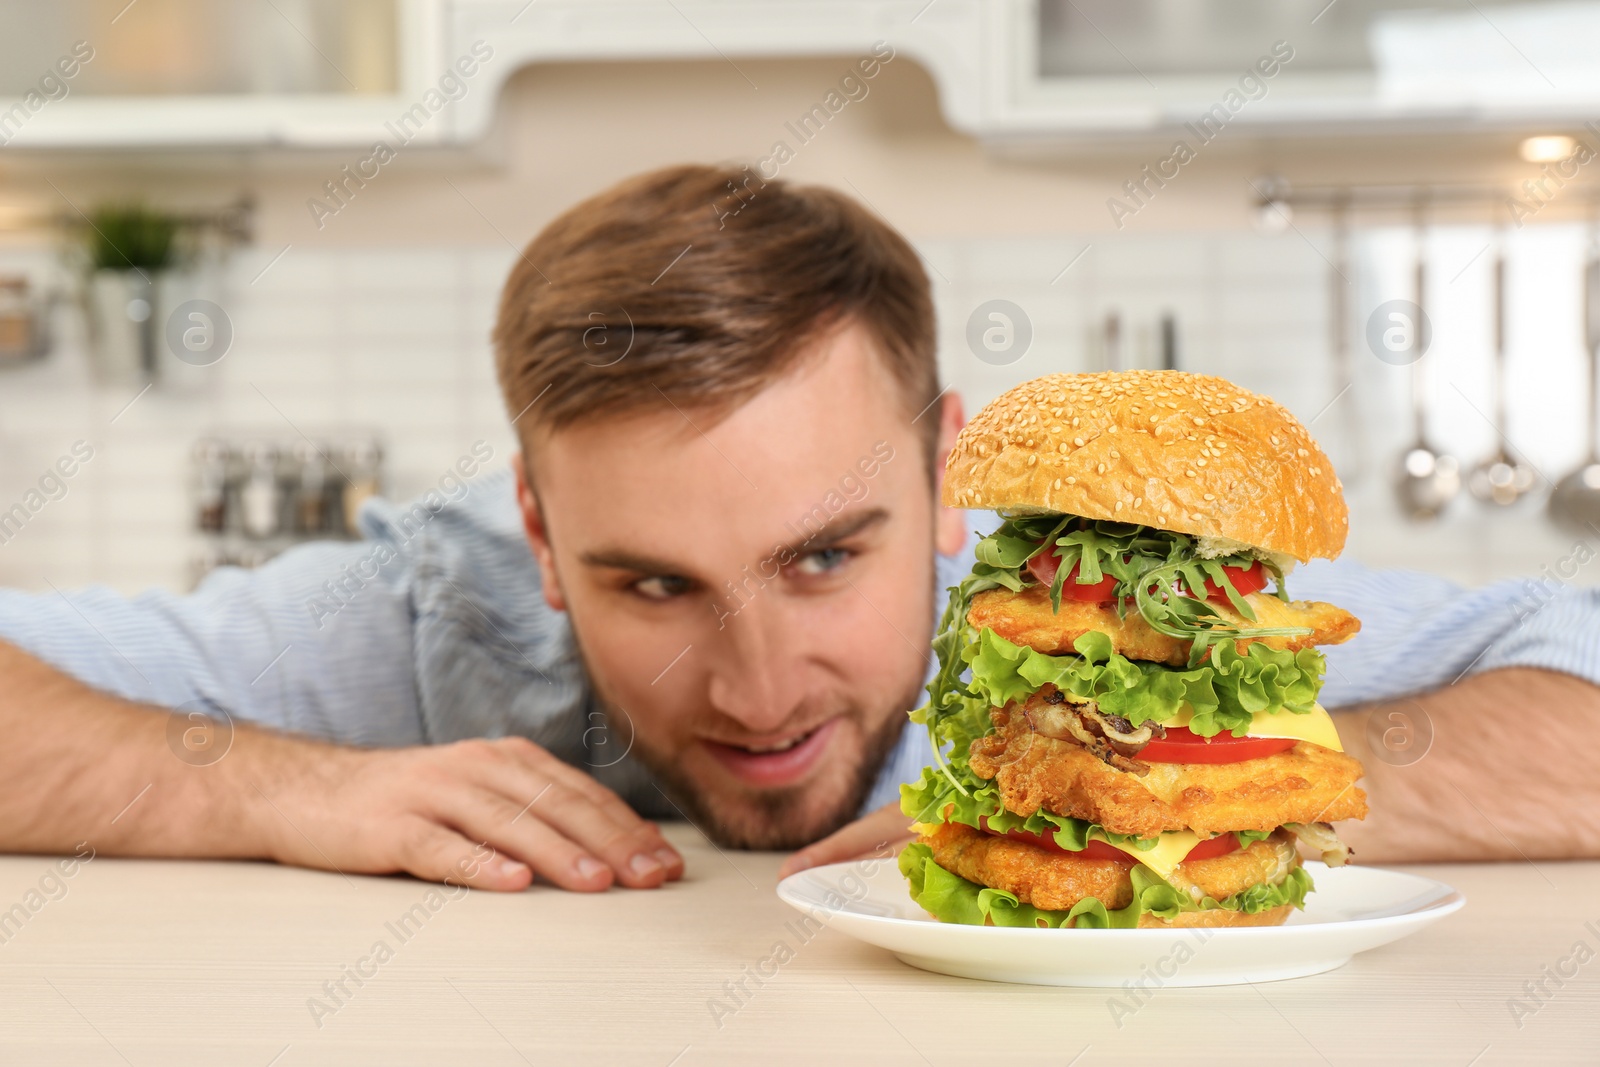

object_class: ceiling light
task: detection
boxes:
[1520,135,1577,163]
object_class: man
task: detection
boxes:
[1,165,1597,892]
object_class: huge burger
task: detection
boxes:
[900,370,1367,929]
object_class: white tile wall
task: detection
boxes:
[0,228,1594,596]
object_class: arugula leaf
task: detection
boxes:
[899,841,1314,929]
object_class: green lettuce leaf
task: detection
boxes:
[965,627,1325,738]
[899,842,1314,930]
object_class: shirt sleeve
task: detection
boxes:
[1290,554,1600,708]
[0,537,426,747]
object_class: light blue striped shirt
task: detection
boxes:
[3,467,1597,820]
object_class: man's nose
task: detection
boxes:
[706,596,807,733]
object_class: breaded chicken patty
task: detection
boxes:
[968,707,1368,837]
[922,822,1298,926]
[967,583,1359,666]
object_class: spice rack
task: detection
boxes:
[188,432,384,587]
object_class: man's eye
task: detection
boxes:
[793,547,852,576]
[632,575,692,600]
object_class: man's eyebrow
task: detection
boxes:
[578,507,891,574]
[777,506,889,558]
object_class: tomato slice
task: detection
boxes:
[1139,725,1297,763]
[979,818,1241,864]
[1198,560,1270,603]
[1026,547,1270,607]
[1025,549,1119,602]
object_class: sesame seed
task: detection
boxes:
[1197,458,1207,467]
[1066,476,1076,485]
[1114,501,1123,512]
[1074,437,1084,447]
[1203,493,1215,501]
[1185,469,1196,477]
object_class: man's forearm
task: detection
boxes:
[0,639,686,891]
[0,639,317,859]
[1335,667,1600,863]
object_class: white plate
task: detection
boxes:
[776,858,1464,987]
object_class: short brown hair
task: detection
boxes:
[493,164,939,461]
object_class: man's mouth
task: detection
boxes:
[701,718,839,788]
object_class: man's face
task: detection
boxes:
[519,321,961,848]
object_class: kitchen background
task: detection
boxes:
[1,0,1598,595]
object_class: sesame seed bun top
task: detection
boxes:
[942,371,1348,563]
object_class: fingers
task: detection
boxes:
[392,818,533,892]
[777,801,913,880]
[432,786,629,892]
[463,740,683,887]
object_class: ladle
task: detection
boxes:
[1394,210,1461,520]
[1468,240,1537,505]
[1549,248,1600,534]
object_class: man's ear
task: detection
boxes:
[514,454,567,613]
[933,390,968,557]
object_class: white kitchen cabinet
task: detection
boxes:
[3,0,1598,150]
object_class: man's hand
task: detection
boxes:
[252,735,685,892]
[777,800,913,879]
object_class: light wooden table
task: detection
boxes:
[0,823,1593,1065]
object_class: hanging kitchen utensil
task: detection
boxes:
[1328,197,1365,486]
[1548,229,1600,535]
[1394,204,1461,520]
[1159,312,1178,371]
[1468,236,1538,505]
[1102,310,1122,372]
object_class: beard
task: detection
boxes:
[625,687,919,851]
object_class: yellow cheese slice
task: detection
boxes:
[1165,701,1344,752]
[1102,829,1205,880]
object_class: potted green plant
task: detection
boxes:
[82,203,179,382]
